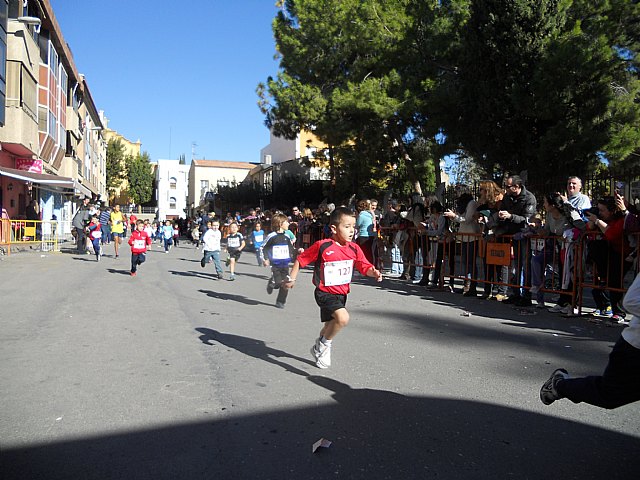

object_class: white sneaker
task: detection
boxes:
[548,305,565,313]
[311,339,331,369]
[561,305,579,317]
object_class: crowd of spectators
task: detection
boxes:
[377,175,639,324]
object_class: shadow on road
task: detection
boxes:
[169,270,220,280]
[198,289,274,307]
[196,327,315,375]
[4,376,639,479]
[105,268,133,276]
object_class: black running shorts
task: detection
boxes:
[314,288,347,322]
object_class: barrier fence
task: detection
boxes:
[0,219,66,255]
[377,226,638,315]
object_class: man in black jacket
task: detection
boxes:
[496,175,537,306]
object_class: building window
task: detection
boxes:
[169,197,176,210]
[200,180,209,191]
[169,177,177,189]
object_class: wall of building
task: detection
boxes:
[259,131,297,165]
[156,159,189,220]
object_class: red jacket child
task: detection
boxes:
[128,228,151,254]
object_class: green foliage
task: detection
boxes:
[106,139,126,196]
[126,152,154,205]
[259,0,640,197]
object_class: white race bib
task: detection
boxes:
[227,236,241,248]
[323,260,354,286]
[272,245,289,260]
[254,234,263,243]
[91,230,102,239]
[133,239,146,250]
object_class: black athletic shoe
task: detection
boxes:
[200,257,206,268]
[540,369,569,405]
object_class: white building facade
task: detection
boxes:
[156,159,189,220]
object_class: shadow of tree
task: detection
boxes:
[4,381,639,480]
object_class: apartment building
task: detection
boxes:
[0,0,105,225]
[253,129,330,190]
[156,159,190,221]
[188,159,256,216]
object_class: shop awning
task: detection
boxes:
[0,166,75,187]
[0,166,94,198]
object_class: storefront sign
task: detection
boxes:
[15,158,43,173]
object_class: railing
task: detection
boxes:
[0,219,61,255]
[376,226,638,315]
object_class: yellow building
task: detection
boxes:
[100,111,142,205]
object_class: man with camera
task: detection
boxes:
[71,197,92,254]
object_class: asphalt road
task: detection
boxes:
[1,241,639,479]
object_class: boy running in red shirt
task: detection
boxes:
[128,219,152,276]
[284,207,382,368]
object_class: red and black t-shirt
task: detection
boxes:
[296,238,374,295]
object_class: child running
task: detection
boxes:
[87,214,102,261]
[263,214,297,309]
[200,220,224,279]
[225,222,245,281]
[128,219,152,276]
[162,220,173,253]
[251,221,266,266]
[284,206,382,369]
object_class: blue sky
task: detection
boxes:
[50,0,281,164]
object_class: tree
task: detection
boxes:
[126,152,154,205]
[106,138,126,201]
[446,0,640,180]
[259,0,436,196]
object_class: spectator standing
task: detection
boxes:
[566,176,592,213]
[531,193,585,311]
[477,180,504,298]
[585,196,632,323]
[495,175,537,306]
[355,199,375,265]
[72,197,91,254]
[444,185,482,296]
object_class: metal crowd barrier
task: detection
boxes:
[0,219,60,255]
[377,225,638,315]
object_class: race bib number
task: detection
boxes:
[272,245,289,260]
[323,260,354,287]
[133,239,146,250]
[254,234,263,243]
[227,236,241,248]
[91,230,101,239]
